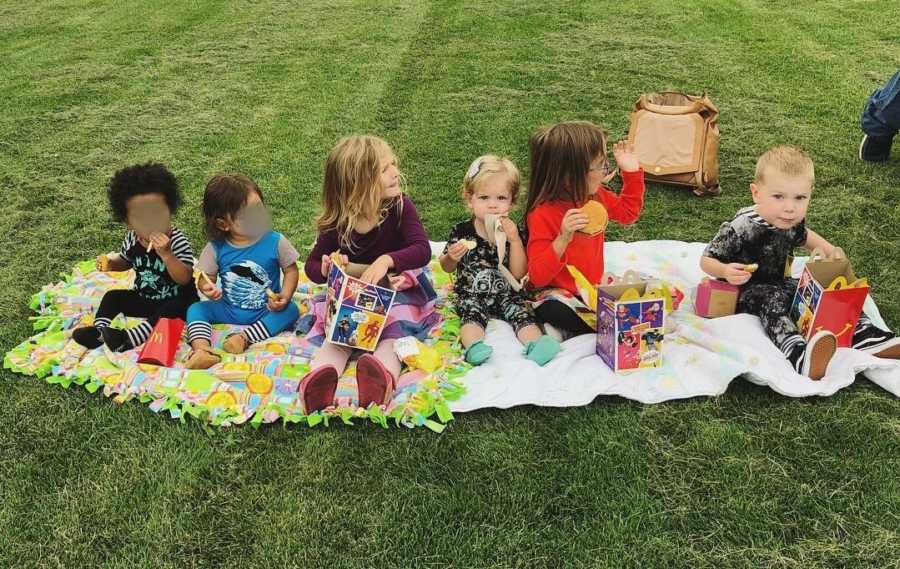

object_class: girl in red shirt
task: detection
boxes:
[525,121,646,339]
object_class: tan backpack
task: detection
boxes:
[626,92,721,196]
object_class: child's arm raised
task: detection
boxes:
[526,208,586,287]
[439,241,468,273]
[500,217,527,279]
[150,231,193,286]
[597,141,645,225]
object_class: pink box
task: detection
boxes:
[693,278,739,318]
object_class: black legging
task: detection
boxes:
[534,299,594,337]
[95,288,196,325]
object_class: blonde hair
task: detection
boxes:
[461,154,522,204]
[525,120,609,213]
[316,135,405,250]
[754,145,815,186]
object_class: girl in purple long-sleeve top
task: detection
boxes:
[299,135,441,414]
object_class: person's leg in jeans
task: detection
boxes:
[860,70,900,161]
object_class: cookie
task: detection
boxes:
[578,200,609,235]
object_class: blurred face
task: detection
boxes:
[125,193,171,239]
[217,191,268,239]
[751,170,813,229]
[467,174,513,221]
[379,151,401,200]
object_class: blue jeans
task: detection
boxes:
[861,70,900,137]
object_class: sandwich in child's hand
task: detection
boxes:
[459,239,477,250]
[743,263,758,273]
[578,200,609,235]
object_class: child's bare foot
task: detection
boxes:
[223,333,249,354]
[299,365,338,413]
[356,354,395,408]
[185,348,221,370]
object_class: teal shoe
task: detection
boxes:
[525,335,561,366]
[464,340,493,365]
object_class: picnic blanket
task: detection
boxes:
[7,241,900,429]
[4,258,468,430]
[450,240,900,412]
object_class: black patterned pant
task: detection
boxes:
[455,291,536,333]
[738,278,881,360]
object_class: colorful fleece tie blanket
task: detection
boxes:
[449,240,900,413]
[4,258,468,430]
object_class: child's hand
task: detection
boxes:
[723,263,752,285]
[560,209,589,241]
[321,252,349,278]
[446,241,470,262]
[389,272,416,291]
[360,255,392,284]
[198,278,223,300]
[499,217,521,244]
[267,292,290,312]
[612,140,641,172]
[148,232,172,257]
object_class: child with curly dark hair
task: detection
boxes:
[72,162,196,352]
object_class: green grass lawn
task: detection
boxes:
[2,1,900,567]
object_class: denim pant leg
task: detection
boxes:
[861,70,900,137]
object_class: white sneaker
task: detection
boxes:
[802,330,837,380]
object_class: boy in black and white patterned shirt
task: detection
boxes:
[72,163,197,352]
[701,146,899,379]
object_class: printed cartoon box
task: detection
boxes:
[790,247,868,348]
[325,261,396,352]
[595,272,665,373]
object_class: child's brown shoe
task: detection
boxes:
[185,348,221,370]
[802,331,837,381]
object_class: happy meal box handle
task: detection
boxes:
[620,270,643,284]
[809,246,846,262]
[600,272,619,286]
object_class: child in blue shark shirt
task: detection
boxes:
[184,173,301,369]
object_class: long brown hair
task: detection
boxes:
[316,135,404,250]
[525,120,608,214]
